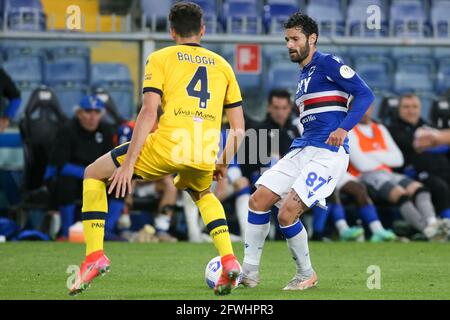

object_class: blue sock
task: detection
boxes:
[105,199,124,237]
[331,203,346,223]
[280,219,304,239]
[440,208,450,219]
[359,204,380,225]
[248,209,271,225]
[312,205,328,236]
[59,204,76,237]
[236,186,251,197]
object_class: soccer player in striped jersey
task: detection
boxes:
[242,12,375,290]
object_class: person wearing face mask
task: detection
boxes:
[388,93,450,234]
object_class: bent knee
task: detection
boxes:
[249,192,270,212]
[406,181,422,196]
[84,163,97,179]
[389,185,407,203]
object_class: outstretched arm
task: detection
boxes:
[215,106,245,181]
[324,56,375,147]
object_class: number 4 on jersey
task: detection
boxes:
[187,66,210,109]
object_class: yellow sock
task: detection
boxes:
[196,193,234,257]
[82,179,107,256]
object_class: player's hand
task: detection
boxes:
[213,163,227,181]
[0,117,10,132]
[108,164,134,198]
[414,127,439,152]
[326,128,348,147]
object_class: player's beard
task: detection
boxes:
[289,39,310,64]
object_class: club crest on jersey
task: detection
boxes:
[340,65,355,79]
[95,132,103,144]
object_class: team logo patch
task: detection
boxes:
[95,132,103,144]
[339,65,355,79]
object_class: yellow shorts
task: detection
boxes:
[110,140,213,193]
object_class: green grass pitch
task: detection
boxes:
[0,241,449,300]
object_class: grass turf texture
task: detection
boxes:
[0,241,449,300]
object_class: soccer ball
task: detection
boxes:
[204,256,243,289]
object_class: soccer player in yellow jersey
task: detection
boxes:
[69,2,245,296]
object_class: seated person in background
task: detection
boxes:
[46,96,123,240]
[0,67,21,132]
[388,93,450,233]
[332,172,396,242]
[348,105,447,241]
[117,113,178,243]
[213,116,251,237]
[240,89,300,185]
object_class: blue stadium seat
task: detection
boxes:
[5,0,46,31]
[2,56,43,82]
[262,44,290,64]
[431,0,450,37]
[0,0,5,29]
[90,63,134,119]
[94,82,134,120]
[263,1,299,34]
[354,56,392,91]
[48,46,90,61]
[140,0,171,31]
[202,43,222,54]
[347,1,388,36]
[419,94,435,119]
[91,63,132,86]
[391,46,433,59]
[189,0,220,33]
[433,47,450,60]
[4,45,46,60]
[0,56,42,122]
[437,58,450,94]
[306,1,345,36]
[394,57,435,93]
[52,81,88,118]
[2,55,42,122]
[266,61,299,93]
[347,46,391,61]
[390,0,430,37]
[221,0,260,34]
[44,57,89,85]
[310,0,341,9]
[11,81,41,122]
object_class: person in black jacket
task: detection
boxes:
[239,89,300,186]
[46,95,122,240]
[388,93,450,229]
[0,67,22,131]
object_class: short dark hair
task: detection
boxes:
[284,12,319,44]
[399,93,420,106]
[268,89,291,104]
[169,2,203,37]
